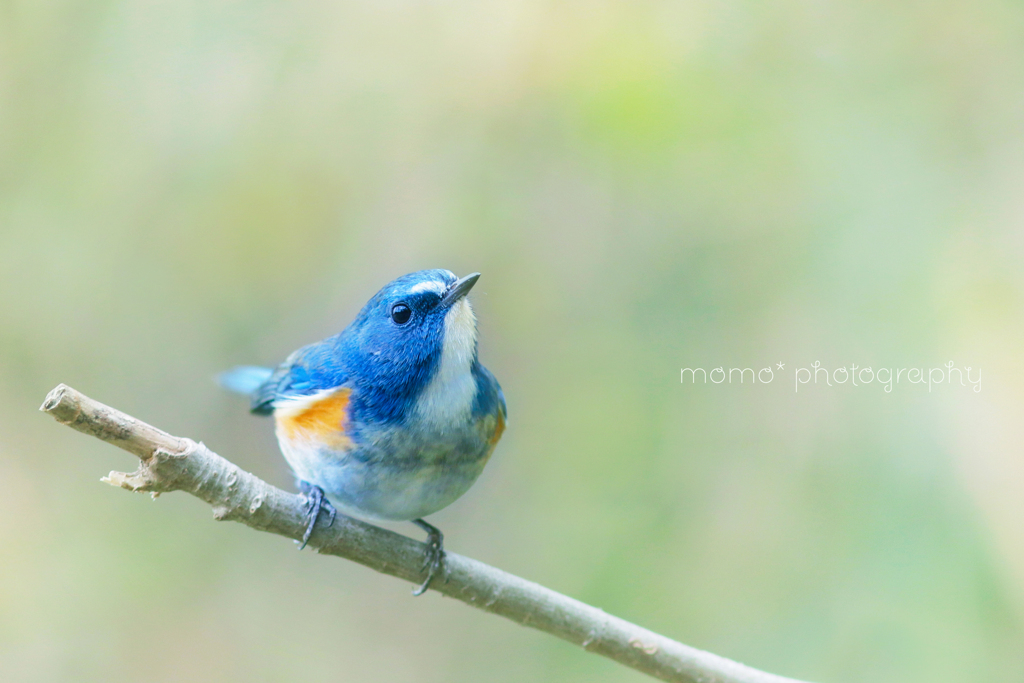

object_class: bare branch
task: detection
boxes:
[41,383,813,683]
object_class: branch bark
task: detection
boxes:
[41,383,812,683]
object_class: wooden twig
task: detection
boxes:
[41,383,812,683]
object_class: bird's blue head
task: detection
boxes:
[334,269,481,423]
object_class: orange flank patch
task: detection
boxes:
[477,411,505,468]
[488,410,505,448]
[276,388,353,449]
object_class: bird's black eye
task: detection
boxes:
[390,303,412,325]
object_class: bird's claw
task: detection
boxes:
[412,518,447,596]
[298,483,336,550]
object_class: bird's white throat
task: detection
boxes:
[414,298,477,427]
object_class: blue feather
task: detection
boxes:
[218,366,273,396]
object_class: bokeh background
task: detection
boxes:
[3,1,1024,682]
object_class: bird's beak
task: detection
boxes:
[440,272,480,307]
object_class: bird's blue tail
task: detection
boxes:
[218,366,273,396]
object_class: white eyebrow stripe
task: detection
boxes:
[409,281,446,295]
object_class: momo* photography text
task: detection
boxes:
[680,361,981,393]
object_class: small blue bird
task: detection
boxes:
[220,270,506,594]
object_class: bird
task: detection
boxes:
[219,269,506,594]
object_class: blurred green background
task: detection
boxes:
[3,1,1024,682]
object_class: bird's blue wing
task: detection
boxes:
[222,340,349,416]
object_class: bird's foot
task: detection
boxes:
[297,482,336,550]
[411,518,447,596]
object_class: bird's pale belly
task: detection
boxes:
[276,415,502,521]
